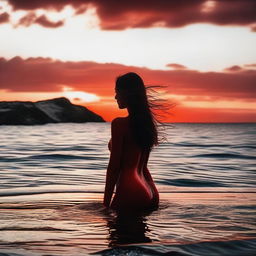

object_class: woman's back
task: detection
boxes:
[108,117,159,211]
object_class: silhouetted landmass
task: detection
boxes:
[0,97,105,125]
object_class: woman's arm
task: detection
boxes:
[144,167,159,205]
[143,151,159,206]
[103,118,124,207]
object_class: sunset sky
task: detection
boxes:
[0,0,255,122]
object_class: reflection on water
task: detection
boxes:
[0,191,255,255]
[106,211,152,247]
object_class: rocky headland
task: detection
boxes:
[0,97,105,125]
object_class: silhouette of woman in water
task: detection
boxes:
[103,72,160,212]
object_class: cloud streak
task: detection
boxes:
[17,12,64,28]
[166,63,187,70]
[0,57,255,101]
[5,0,256,30]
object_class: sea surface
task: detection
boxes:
[0,123,255,255]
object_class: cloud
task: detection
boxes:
[0,12,9,23]
[244,63,256,68]
[224,65,243,72]
[17,12,64,28]
[0,56,255,102]
[7,0,69,11]
[17,12,36,26]
[35,15,64,28]
[224,64,256,72]
[166,63,187,70]
[251,24,256,32]
[6,0,256,30]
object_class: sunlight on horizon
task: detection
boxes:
[63,91,100,103]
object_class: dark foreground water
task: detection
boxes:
[0,123,255,255]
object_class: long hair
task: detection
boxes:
[115,72,170,152]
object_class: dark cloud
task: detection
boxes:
[6,0,256,30]
[0,12,9,23]
[7,0,72,11]
[17,12,64,28]
[224,64,256,72]
[0,56,255,101]
[166,63,187,70]
[17,12,36,26]
[35,15,64,28]
[224,65,243,72]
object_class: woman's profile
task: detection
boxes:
[103,72,160,212]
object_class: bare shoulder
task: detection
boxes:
[111,117,129,129]
[112,117,128,124]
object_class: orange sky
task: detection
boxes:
[0,0,255,122]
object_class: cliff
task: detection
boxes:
[0,97,105,125]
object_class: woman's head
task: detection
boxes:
[115,72,146,110]
[115,72,158,151]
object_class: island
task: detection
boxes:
[0,97,105,125]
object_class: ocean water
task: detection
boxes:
[0,123,255,255]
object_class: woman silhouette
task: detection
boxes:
[103,72,159,212]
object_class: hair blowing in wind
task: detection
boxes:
[115,72,171,152]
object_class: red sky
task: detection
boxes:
[0,0,255,122]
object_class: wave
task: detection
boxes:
[174,142,232,148]
[94,239,256,256]
[41,145,95,152]
[0,154,102,162]
[0,186,255,198]
[24,154,101,160]
[159,178,224,187]
[0,188,102,197]
[232,145,256,149]
[0,226,75,232]
[192,153,256,160]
